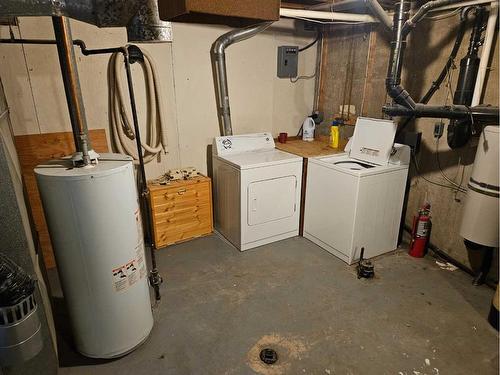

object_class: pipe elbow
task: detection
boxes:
[213,37,230,56]
[386,79,416,109]
[213,22,273,56]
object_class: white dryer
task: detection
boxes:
[304,117,410,264]
[212,133,302,251]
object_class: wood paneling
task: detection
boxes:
[14,130,109,269]
[318,24,371,122]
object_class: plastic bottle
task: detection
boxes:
[330,120,340,148]
[302,117,316,142]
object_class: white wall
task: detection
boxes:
[0,17,316,177]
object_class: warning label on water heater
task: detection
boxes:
[126,260,139,286]
[111,209,147,292]
[136,246,147,280]
[112,265,128,292]
[112,254,146,292]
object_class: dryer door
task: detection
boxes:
[247,176,297,226]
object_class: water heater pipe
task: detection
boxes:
[212,22,273,136]
[52,16,92,165]
[471,1,499,106]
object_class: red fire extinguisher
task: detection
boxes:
[409,203,432,258]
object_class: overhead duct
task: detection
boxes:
[127,0,172,43]
[0,0,171,43]
[212,22,273,136]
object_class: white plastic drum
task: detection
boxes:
[460,126,499,247]
[35,154,153,358]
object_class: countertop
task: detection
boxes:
[274,136,347,158]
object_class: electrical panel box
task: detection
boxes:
[277,46,298,78]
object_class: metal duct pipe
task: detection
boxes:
[212,22,273,136]
[52,16,91,165]
[126,0,172,43]
[365,0,393,30]
[0,0,170,43]
[385,0,416,109]
[0,0,136,27]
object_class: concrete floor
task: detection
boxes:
[52,234,498,375]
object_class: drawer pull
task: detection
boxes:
[177,188,187,195]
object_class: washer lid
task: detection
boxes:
[348,117,396,165]
[216,149,302,170]
[333,160,376,170]
[213,133,275,157]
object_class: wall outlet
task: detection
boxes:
[277,46,298,78]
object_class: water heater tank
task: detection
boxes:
[35,154,153,358]
[460,126,499,247]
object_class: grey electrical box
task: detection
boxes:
[277,46,298,78]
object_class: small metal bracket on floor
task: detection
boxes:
[357,247,375,279]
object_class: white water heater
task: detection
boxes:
[35,153,153,358]
[460,126,499,247]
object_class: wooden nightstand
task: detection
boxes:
[148,176,213,249]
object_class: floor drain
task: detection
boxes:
[259,348,278,365]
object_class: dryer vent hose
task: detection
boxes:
[108,47,168,164]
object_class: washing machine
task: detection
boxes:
[212,133,302,251]
[304,117,410,264]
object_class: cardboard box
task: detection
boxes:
[158,0,280,27]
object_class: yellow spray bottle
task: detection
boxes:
[330,120,340,148]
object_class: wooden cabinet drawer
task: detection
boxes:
[148,176,213,249]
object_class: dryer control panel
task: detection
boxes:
[213,133,275,156]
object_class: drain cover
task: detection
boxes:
[259,348,278,365]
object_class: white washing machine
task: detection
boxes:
[212,133,302,251]
[304,117,410,264]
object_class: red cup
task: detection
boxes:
[278,132,288,143]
